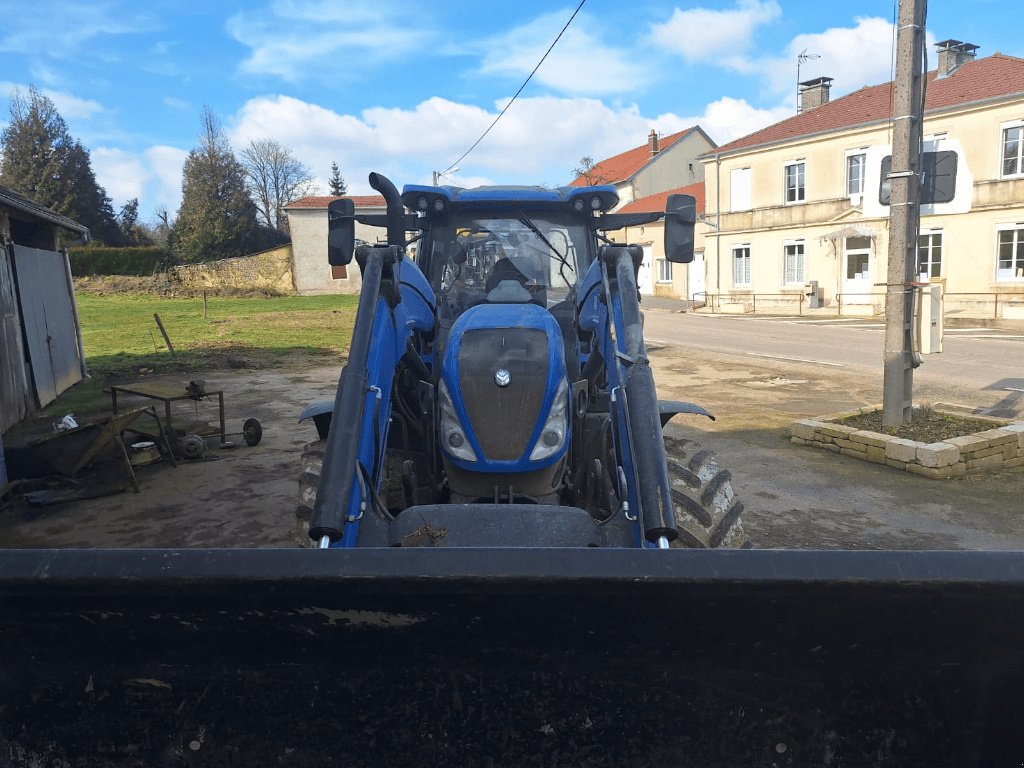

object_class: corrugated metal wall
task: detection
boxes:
[0,245,33,432]
[11,245,83,408]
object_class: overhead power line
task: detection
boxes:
[440,0,587,176]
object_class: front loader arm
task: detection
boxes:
[580,245,680,547]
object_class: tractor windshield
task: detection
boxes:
[427,213,590,310]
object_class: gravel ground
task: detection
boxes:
[1,337,1021,551]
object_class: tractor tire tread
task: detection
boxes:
[664,436,749,549]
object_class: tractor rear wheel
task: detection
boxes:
[663,435,750,549]
[296,439,325,545]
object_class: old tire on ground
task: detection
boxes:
[663,435,750,549]
[296,439,325,545]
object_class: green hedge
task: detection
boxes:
[69,246,173,276]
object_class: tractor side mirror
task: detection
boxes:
[328,198,356,266]
[664,194,696,264]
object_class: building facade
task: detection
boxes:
[285,195,386,295]
[700,44,1024,317]
[610,182,706,301]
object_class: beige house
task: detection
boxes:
[700,43,1024,317]
[571,126,715,208]
[609,182,706,301]
[285,195,386,295]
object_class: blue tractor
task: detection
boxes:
[1,173,1021,766]
[298,173,747,550]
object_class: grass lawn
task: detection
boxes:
[46,293,358,416]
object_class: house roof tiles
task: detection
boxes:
[616,182,705,216]
[712,53,1024,156]
[286,195,386,209]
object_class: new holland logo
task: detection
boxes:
[494,369,511,387]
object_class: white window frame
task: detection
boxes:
[918,230,943,279]
[657,258,673,284]
[732,244,751,287]
[995,223,1024,282]
[843,236,872,282]
[782,240,805,286]
[1001,121,1024,179]
[846,151,866,196]
[784,160,805,204]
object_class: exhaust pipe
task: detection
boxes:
[368,172,405,249]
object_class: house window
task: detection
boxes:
[1003,126,1024,177]
[996,226,1024,281]
[918,232,943,278]
[783,241,805,285]
[732,245,751,286]
[846,153,866,196]
[784,161,805,204]
[657,259,673,283]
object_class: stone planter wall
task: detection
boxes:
[790,407,1024,479]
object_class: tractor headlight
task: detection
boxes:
[438,377,477,462]
[529,378,569,461]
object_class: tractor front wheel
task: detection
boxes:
[296,439,325,545]
[663,435,750,549]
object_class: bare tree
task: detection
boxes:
[572,155,609,186]
[239,138,318,232]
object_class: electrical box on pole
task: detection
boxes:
[882,0,927,426]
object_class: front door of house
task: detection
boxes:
[842,236,872,302]
[688,250,706,302]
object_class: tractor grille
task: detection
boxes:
[458,328,549,461]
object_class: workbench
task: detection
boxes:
[110,382,226,444]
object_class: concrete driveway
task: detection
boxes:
[0,310,1020,551]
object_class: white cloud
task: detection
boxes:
[91,148,146,207]
[0,3,151,57]
[655,97,793,146]
[226,1,433,82]
[0,81,103,120]
[477,11,647,96]
[650,0,782,70]
[162,96,192,112]
[229,94,679,192]
[763,17,904,106]
[145,145,189,215]
[90,144,187,218]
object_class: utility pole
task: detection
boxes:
[882,0,926,426]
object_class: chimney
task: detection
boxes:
[648,129,659,156]
[798,77,833,113]
[935,39,979,78]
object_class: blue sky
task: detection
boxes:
[0,0,1016,222]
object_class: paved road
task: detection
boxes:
[642,310,1024,417]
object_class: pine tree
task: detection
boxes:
[170,107,262,263]
[328,162,347,196]
[0,86,123,244]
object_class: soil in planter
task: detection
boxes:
[837,407,996,443]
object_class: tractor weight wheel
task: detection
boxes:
[296,439,325,545]
[242,418,263,446]
[663,435,750,549]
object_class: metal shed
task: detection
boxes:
[0,187,89,464]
